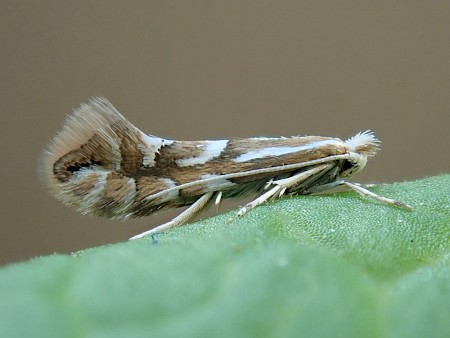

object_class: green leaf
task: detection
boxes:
[1,175,449,338]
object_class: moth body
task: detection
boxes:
[39,97,410,239]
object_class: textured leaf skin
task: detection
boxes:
[1,175,449,338]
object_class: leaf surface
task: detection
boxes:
[1,175,449,338]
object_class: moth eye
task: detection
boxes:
[341,160,355,171]
[340,160,359,177]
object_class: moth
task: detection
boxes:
[40,97,411,240]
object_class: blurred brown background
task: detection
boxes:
[1,1,449,265]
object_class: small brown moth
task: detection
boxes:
[40,97,411,239]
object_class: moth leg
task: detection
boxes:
[214,191,226,214]
[215,191,223,206]
[237,164,331,217]
[129,191,214,240]
[237,185,283,216]
[342,181,412,210]
[310,180,412,210]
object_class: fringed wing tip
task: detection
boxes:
[38,97,127,199]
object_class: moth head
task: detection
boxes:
[340,152,368,177]
[340,131,381,178]
[39,97,154,218]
